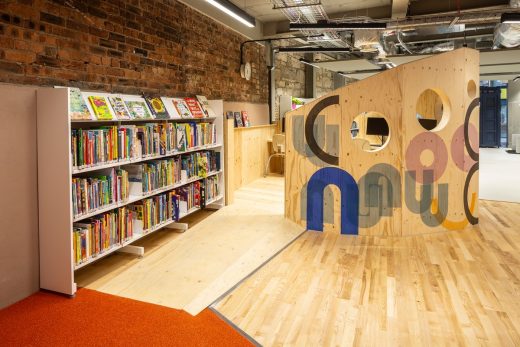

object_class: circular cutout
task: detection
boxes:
[467,80,477,98]
[416,89,450,132]
[350,112,390,152]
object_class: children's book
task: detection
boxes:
[88,96,113,120]
[184,97,205,118]
[172,98,192,118]
[196,95,216,118]
[68,88,92,120]
[176,124,187,152]
[241,111,250,127]
[108,96,132,120]
[234,111,243,127]
[225,111,234,120]
[145,96,170,119]
[124,100,153,119]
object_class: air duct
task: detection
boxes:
[493,0,520,48]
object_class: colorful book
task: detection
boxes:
[176,124,187,152]
[88,96,113,120]
[145,96,170,119]
[124,100,153,119]
[69,88,91,120]
[241,111,250,127]
[234,111,243,127]
[184,97,205,118]
[172,98,192,118]
[108,96,132,120]
[196,95,216,118]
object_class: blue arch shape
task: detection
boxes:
[307,167,359,235]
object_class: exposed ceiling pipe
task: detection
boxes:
[493,0,520,48]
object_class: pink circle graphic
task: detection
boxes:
[405,132,448,183]
[451,123,479,172]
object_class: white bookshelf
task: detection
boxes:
[37,88,225,295]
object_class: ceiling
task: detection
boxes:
[311,48,520,80]
[186,0,520,81]
[231,0,391,23]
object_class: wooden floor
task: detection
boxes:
[214,199,520,346]
[76,176,303,315]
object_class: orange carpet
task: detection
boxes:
[0,288,252,347]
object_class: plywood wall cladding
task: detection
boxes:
[285,48,480,236]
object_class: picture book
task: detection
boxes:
[234,111,243,127]
[176,124,187,152]
[68,88,92,120]
[88,96,113,120]
[241,111,250,127]
[198,155,208,178]
[145,96,170,119]
[124,100,153,119]
[196,95,216,118]
[184,97,205,118]
[108,96,132,120]
[161,97,181,119]
[172,98,192,118]
[225,111,234,120]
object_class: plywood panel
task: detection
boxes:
[233,124,278,190]
[76,177,304,315]
[285,48,480,236]
[0,85,39,308]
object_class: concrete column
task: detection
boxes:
[507,81,520,147]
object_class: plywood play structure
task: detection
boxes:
[285,48,480,236]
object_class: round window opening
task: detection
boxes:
[416,89,450,132]
[350,112,390,152]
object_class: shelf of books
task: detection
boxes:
[37,87,225,295]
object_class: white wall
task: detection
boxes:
[0,84,39,308]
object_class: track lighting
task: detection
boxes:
[206,0,256,28]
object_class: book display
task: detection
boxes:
[37,88,225,295]
[184,97,205,118]
[145,96,170,119]
[241,111,250,127]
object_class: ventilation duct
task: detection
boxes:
[419,41,455,54]
[353,29,385,55]
[493,0,520,48]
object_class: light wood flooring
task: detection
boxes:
[76,176,303,315]
[214,199,520,346]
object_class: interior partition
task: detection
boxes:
[285,48,480,236]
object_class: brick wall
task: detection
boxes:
[0,0,268,102]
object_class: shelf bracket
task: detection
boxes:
[118,245,145,258]
[165,222,189,232]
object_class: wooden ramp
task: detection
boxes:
[214,200,520,346]
[76,176,304,315]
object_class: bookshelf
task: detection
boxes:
[37,88,225,295]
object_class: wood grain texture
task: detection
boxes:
[75,177,303,315]
[234,124,278,190]
[215,198,520,346]
[284,48,480,236]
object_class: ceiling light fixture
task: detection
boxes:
[500,13,520,24]
[299,58,320,68]
[289,21,387,31]
[206,0,256,28]
[514,76,520,82]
